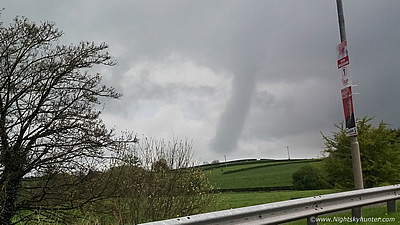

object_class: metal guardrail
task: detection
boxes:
[139,184,400,225]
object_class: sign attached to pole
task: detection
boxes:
[341,86,357,136]
[339,66,352,87]
[337,41,357,136]
[337,41,352,88]
[337,41,349,69]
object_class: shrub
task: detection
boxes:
[292,165,331,190]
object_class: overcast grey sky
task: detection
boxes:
[1,0,400,163]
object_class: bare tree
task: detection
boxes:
[85,135,216,224]
[0,16,121,224]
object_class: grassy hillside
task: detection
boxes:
[203,159,322,191]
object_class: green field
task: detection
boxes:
[201,158,333,212]
[204,159,322,190]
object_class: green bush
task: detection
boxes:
[292,165,331,190]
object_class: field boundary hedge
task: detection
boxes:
[213,186,294,193]
[221,159,321,175]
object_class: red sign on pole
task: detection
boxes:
[341,86,357,136]
[337,41,349,69]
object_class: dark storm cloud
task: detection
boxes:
[2,0,400,161]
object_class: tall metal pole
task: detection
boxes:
[336,0,363,191]
[336,0,346,42]
[336,0,363,219]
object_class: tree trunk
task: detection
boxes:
[0,170,22,225]
[0,147,24,225]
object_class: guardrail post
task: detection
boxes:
[387,200,396,213]
[352,207,362,220]
[307,216,318,225]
